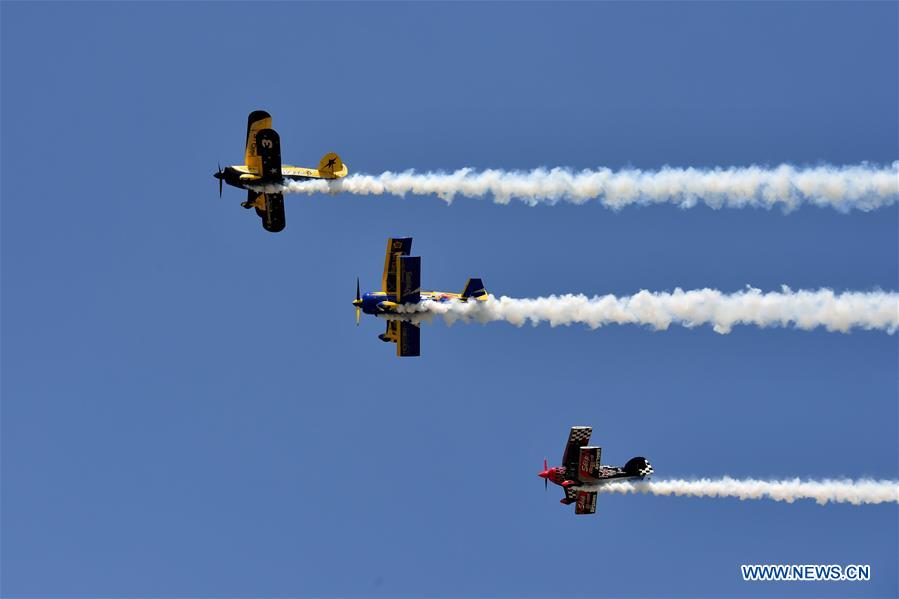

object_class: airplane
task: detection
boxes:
[352,237,489,357]
[538,426,653,515]
[213,110,348,233]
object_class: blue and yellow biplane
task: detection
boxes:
[353,237,489,357]
[213,110,348,232]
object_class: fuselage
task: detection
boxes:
[358,290,465,316]
[215,165,319,191]
[540,465,647,489]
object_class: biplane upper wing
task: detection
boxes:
[575,490,598,515]
[244,110,272,174]
[397,256,421,304]
[382,238,412,294]
[578,446,602,481]
[255,129,282,182]
[562,426,592,468]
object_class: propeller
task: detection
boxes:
[354,277,361,326]
[544,458,548,490]
[215,163,223,197]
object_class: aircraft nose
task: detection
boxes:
[352,299,363,308]
[538,470,549,479]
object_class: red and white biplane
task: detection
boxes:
[538,426,653,515]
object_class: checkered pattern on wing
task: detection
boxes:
[569,426,592,447]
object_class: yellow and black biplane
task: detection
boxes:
[353,237,489,357]
[213,110,348,232]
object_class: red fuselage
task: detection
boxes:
[538,466,574,487]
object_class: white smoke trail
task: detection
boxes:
[263,162,899,211]
[591,477,899,506]
[388,287,899,334]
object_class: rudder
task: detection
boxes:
[461,278,487,300]
[317,152,346,178]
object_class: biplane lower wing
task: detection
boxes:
[261,192,285,232]
[575,490,598,515]
[378,321,420,357]
[246,190,285,233]
[397,321,420,357]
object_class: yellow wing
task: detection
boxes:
[381,237,412,294]
[244,110,272,174]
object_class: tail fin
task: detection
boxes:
[623,457,653,477]
[461,278,487,300]
[317,152,347,178]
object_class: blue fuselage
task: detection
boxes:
[359,291,457,316]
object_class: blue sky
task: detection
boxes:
[1,2,896,598]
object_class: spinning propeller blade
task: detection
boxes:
[355,277,361,326]
[544,458,548,490]
[216,163,223,197]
